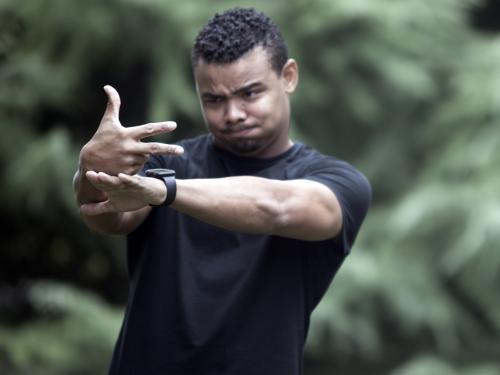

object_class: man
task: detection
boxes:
[74,7,371,375]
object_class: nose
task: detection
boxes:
[225,100,247,125]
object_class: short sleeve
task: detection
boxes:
[303,159,372,254]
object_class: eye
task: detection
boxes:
[243,89,260,100]
[203,96,223,105]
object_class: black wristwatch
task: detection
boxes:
[145,168,176,206]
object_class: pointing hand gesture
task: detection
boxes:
[79,85,184,176]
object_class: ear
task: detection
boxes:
[281,59,299,94]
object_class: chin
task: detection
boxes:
[230,142,261,155]
[223,139,262,155]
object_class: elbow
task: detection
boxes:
[271,193,343,241]
[258,185,291,236]
[275,213,341,241]
[270,198,304,238]
[272,207,290,237]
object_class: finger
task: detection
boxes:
[96,172,123,186]
[118,173,140,185]
[126,121,177,140]
[86,171,122,190]
[132,142,184,156]
[80,200,114,216]
[103,85,121,120]
[118,173,166,205]
[85,170,105,188]
[85,170,99,180]
[117,173,154,186]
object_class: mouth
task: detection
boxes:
[222,125,257,136]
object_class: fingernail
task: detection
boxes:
[175,146,184,155]
[167,122,177,130]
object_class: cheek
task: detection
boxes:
[255,95,285,125]
[251,96,276,119]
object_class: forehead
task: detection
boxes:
[194,47,278,93]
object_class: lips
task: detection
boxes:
[222,125,257,135]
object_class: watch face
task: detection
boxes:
[145,168,175,178]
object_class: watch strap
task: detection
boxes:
[145,169,177,207]
[160,175,177,206]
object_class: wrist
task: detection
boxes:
[149,178,168,205]
[145,169,176,206]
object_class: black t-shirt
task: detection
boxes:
[109,134,371,375]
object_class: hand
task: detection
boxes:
[80,171,167,215]
[79,85,184,175]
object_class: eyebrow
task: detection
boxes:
[201,81,265,99]
[233,82,264,95]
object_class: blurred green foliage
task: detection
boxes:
[1,0,499,374]
[0,282,121,375]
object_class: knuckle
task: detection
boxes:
[122,139,137,152]
[149,143,158,153]
[118,126,128,137]
[113,129,126,142]
[169,145,181,154]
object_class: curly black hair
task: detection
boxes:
[191,7,288,74]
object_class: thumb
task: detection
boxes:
[103,85,121,120]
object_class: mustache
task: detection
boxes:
[220,124,256,134]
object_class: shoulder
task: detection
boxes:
[290,144,372,211]
[289,144,365,180]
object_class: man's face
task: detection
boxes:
[194,47,298,158]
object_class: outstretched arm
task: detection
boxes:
[80,173,342,241]
[174,177,342,241]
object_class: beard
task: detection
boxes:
[228,139,262,155]
[213,136,263,156]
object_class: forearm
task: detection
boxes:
[172,176,341,240]
[173,176,283,234]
